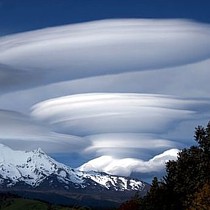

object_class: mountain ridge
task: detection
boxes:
[0,143,150,208]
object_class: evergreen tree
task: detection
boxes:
[187,182,210,210]
[119,121,210,210]
[118,193,141,210]
[162,121,210,209]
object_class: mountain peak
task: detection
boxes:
[0,143,149,204]
[32,147,45,155]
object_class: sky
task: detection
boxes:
[0,0,210,182]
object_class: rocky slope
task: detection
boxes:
[0,144,149,207]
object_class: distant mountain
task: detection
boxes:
[0,144,150,208]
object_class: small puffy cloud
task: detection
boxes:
[78,149,179,177]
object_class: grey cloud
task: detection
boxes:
[0,19,210,178]
[0,110,88,153]
[0,19,210,93]
[0,57,210,114]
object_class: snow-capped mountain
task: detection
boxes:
[0,144,82,188]
[0,144,148,195]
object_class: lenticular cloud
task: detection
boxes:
[31,93,196,136]
[0,19,210,91]
[0,19,210,178]
[31,93,208,156]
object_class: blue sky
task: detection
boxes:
[0,0,210,182]
[1,0,210,35]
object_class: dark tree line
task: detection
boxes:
[119,122,210,210]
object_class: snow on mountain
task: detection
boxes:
[80,171,145,191]
[0,144,147,192]
[0,144,82,187]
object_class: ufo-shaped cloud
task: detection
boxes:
[0,19,210,178]
[1,19,210,92]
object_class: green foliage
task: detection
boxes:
[118,121,210,210]
[0,198,49,210]
[0,195,87,210]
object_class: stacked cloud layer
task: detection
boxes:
[0,19,210,179]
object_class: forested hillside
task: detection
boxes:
[119,122,210,210]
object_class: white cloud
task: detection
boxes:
[79,149,179,176]
[83,133,181,159]
[0,19,210,93]
[30,93,208,161]
[31,93,198,136]
[0,19,210,178]
[0,58,210,114]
